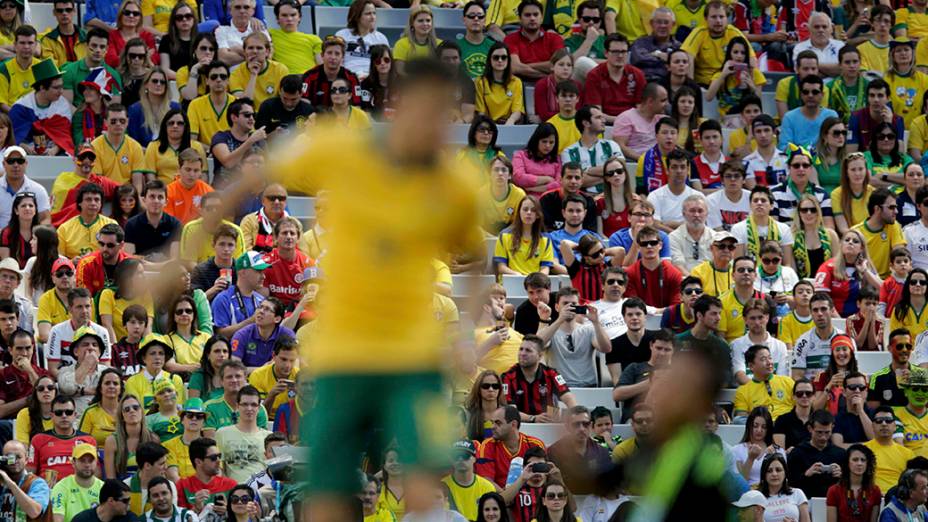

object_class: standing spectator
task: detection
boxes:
[502,0,564,82]
[583,34,644,124]
[628,8,679,83]
[57,184,117,260]
[475,405,545,489]
[779,75,839,151]
[760,453,812,522]
[28,396,97,487]
[681,1,755,86]
[270,0,320,76]
[299,37,360,109]
[786,409,846,498]
[500,335,576,422]
[623,225,683,311]
[187,61,234,146]
[612,84,666,163]
[547,406,611,495]
[560,107,623,192]
[668,194,713,275]
[613,328,673,422]
[214,385,271,483]
[864,406,914,493]
[49,445,102,518]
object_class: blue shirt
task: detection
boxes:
[546,228,604,263]
[211,286,265,330]
[0,472,50,520]
[83,0,120,26]
[607,228,672,259]
[202,0,266,26]
[778,107,839,150]
[230,323,295,367]
[127,101,180,148]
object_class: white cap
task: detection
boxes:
[2,146,26,159]
[732,490,767,508]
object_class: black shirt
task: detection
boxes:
[834,408,873,444]
[786,441,846,498]
[157,36,192,71]
[512,294,558,336]
[123,212,181,258]
[539,190,598,232]
[617,361,653,422]
[606,330,653,368]
[72,507,138,522]
[867,366,910,407]
[773,409,811,450]
[190,257,237,293]
[255,96,315,135]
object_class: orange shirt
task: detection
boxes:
[165,179,214,224]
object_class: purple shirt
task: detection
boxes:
[230,323,296,367]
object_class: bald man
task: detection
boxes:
[0,440,50,521]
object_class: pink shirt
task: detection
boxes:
[512,149,562,196]
[611,108,660,158]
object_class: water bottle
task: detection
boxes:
[505,457,523,487]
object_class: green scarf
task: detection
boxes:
[793,226,832,278]
[746,215,780,259]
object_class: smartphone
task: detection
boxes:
[530,462,552,473]
[769,291,778,298]
[573,305,588,315]
[733,63,748,72]
[214,494,225,506]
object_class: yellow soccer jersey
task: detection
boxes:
[364,508,397,522]
[886,71,928,127]
[851,221,906,278]
[475,326,523,374]
[680,25,755,86]
[432,293,459,326]
[859,39,890,74]
[689,261,732,297]
[894,405,928,457]
[779,311,814,347]
[229,60,290,108]
[176,66,207,98]
[727,127,756,155]
[273,129,485,374]
[670,0,706,36]
[165,331,210,365]
[91,135,145,184]
[890,305,928,340]
[478,183,526,235]
[163,435,195,479]
[493,231,556,275]
[440,474,497,521]
[15,408,51,444]
[187,93,234,145]
[486,0,520,28]
[896,7,928,38]
[547,114,581,154]
[0,56,38,106]
[908,114,928,154]
[718,290,750,342]
[605,0,650,40]
[124,371,186,410]
[313,106,372,131]
[143,140,208,183]
[269,29,321,75]
[249,362,299,419]
[392,37,442,62]
[918,39,928,73]
[78,403,116,446]
[733,375,795,419]
[36,289,69,328]
[864,439,916,492]
[475,76,524,123]
[98,289,154,342]
[831,185,873,229]
[179,219,245,263]
[57,214,118,259]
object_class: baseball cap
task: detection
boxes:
[2,146,25,160]
[72,444,98,460]
[712,230,737,244]
[0,258,22,280]
[52,258,75,274]
[732,490,766,508]
[235,251,271,271]
[452,439,477,456]
[76,146,96,159]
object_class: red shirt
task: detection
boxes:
[880,275,905,318]
[176,475,238,508]
[27,432,96,485]
[76,250,133,297]
[624,259,683,309]
[693,154,727,189]
[511,484,543,522]
[595,197,630,238]
[475,432,545,488]
[814,258,860,317]
[262,248,312,310]
[0,364,49,409]
[825,483,881,522]
[582,62,645,117]
[501,363,571,416]
[503,30,565,70]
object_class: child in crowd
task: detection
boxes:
[778,280,815,350]
[591,406,622,451]
[845,286,884,351]
[880,246,912,318]
[165,148,214,224]
[693,119,728,191]
[111,304,147,379]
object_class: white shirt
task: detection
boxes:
[754,266,801,298]
[46,320,112,367]
[792,327,849,380]
[763,489,808,522]
[561,138,624,194]
[706,189,751,230]
[731,443,787,485]
[743,149,789,185]
[335,29,390,76]
[215,24,270,50]
[668,225,714,274]
[792,38,844,66]
[0,176,50,230]
[730,219,794,249]
[576,495,628,522]
[592,297,627,338]
[647,184,698,223]
[904,220,928,270]
[730,332,790,379]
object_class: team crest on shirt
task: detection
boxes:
[538,385,547,397]
[555,375,566,386]
[507,207,515,216]
[885,389,894,400]
[881,232,888,240]
[193,196,202,207]
[776,390,784,399]
[266,85,274,94]
[21,81,27,88]
[506,90,513,98]
[121,155,129,164]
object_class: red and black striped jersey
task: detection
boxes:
[501,363,571,416]
[511,485,543,522]
[568,261,605,304]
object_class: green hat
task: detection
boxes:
[137,335,175,362]
[30,58,63,88]
[181,398,208,416]
[235,250,271,271]
[71,325,105,350]
[153,378,176,396]
[904,367,928,388]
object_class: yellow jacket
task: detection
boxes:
[40,26,87,67]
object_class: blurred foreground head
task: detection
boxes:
[391,58,459,163]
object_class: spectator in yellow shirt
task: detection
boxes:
[229,32,289,107]
[187,61,234,146]
[475,42,524,125]
[91,104,146,193]
[56,183,118,260]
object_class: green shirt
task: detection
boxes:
[145,411,183,442]
[564,33,606,60]
[188,370,224,402]
[456,36,495,79]
[51,475,103,520]
[61,59,123,107]
[203,396,269,431]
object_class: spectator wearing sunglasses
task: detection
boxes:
[177,437,236,513]
[71,479,135,522]
[863,406,914,493]
[772,379,814,451]
[163,400,208,479]
[210,97,267,189]
[831,372,875,448]
[0,147,50,231]
[28,395,97,487]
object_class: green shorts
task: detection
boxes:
[304,372,452,495]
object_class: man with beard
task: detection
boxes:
[0,440,49,522]
[852,188,907,278]
[48,444,102,518]
[869,328,919,409]
[475,405,545,488]
[500,335,577,422]
[145,476,194,522]
[71,480,135,522]
[75,224,132,297]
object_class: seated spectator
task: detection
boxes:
[262,217,310,311]
[533,50,581,123]
[847,79,904,154]
[308,76,372,130]
[270,0,320,76]
[863,406,914,493]
[47,288,112,377]
[547,406,611,494]
[502,0,563,82]
[110,184,141,229]
[904,187,928,271]
[734,346,795,421]
[669,194,713,275]
[48,444,102,518]
[255,75,315,137]
[57,327,108,417]
[868,328,916,410]
[896,164,923,228]
[815,230,883,318]
[29,395,97,487]
[792,13,843,78]
[681,1,754,87]
[612,83,666,163]
[71,73,110,148]
[211,98,267,188]
[582,34,644,124]
[106,0,157,69]
[646,148,700,231]
[608,199,672,267]
[853,187,906,278]
[456,116,503,173]
[474,285,523,375]
[866,122,914,186]
[164,149,213,225]
[214,385,271,483]
[692,120,728,191]
[660,276,701,334]
[779,75,839,151]
[694,231,739,297]
[300,36,360,109]
[706,37,765,119]
[743,115,789,188]
[562,106,624,191]
[10,61,73,157]
[786,409,846,498]
[91,104,145,192]
[108,305,144,379]
[760,453,811,521]
[162,295,211,374]
[590,264,627,336]
[613,328,672,421]
[124,180,181,260]
[635,117,684,193]
[239,184,288,253]
[612,403,653,462]
[546,194,603,265]
[772,378,814,450]
[544,82,580,155]
[0,25,38,113]
[628,8,679,83]
[0,329,48,419]
[827,46,867,123]
[203,359,270,435]
[188,336,229,402]
[623,225,683,311]
[595,156,634,238]
[180,192,245,265]
[124,441,172,513]
[188,61,235,147]
[0,192,38,268]
[117,38,155,109]
[706,161,751,231]
[754,241,799,315]
[661,49,703,114]
[831,372,874,448]
[891,269,928,340]
[247,336,299,421]
[61,28,124,108]
[229,32,288,108]
[210,251,266,338]
[559,235,622,303]
[360,44,399,120]
[511,272,558,337]
[893,367,928,461]
[36,258,75,345]
[885,37,928,128]
[214,0,268,67]
[562,1,604,69]
[78,368,123,446]
[813,117,848,197]
[175,437,237,512]
[670,87,702,156]
[479,156,525,236]
[40,0,83,67]
[494,196,555,277]
[127,69,177,148]
[144,379,182,443]
[791,195,839,281]
[74,223,130,296]
[496,445,548,520]
[513,123,562,197]
[156,2,198,79]
[392,6,441,73]
[771,146,835,228]
[727,96,761,159]
[732,407,787,486]
[162,397,206,480]
[676,294,733,384]
[775,53,831,122]
[177,33,218,102]
[15,374,55,444]
[732,298,789,385]
[474,42,524,126]
[125,338,184,413]
[232,297,294,371]
[57,184,118,260]
[97,260,153,356]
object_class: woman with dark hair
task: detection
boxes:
[0,112,15,158]
[118,37,155,108]
[813,117,848,194]
[0,192,37,268]
[475,42,523,125]
[336,0,389,77]
[177,32,217,101]
[228,484,261,522]
[79,367,123,445]
[494,195,555,276]
[891,268,928,339]
[128,68,179,147]
[825,443,880,522]
[162,294,210,374]
[188,335,230,401]
[308,76,372,130]
[731,406,785,486]
[152,262,212,336]
[157,1,198,79]
[359,44,396,118]
[479,155,526,235]
[896,163,925,227]
[476,492,510,522]
[142,109,207,183]
[561,234,620,303]
[104,394,159,479]
[379,447,405,520]
[533,479,578,522]
[22,225,64,304]
[98,258,154,344]
[513,122,562,196]
[464,369,506,441]
[759,453,811,522]
[0,0,22,54]
[110,183,141,228]
[671,86,702,154]
[812,334,860,414]
[457,115,503,172]
[866,121,914,187]
[705,37,765,118]
[533,49,580,123]
[595,156,634,237]
[14,375,54,444]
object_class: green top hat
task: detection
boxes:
[31,58,63,88]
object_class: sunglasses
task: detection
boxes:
[683,287,703,295]
[896,343,914,350]
[480,382,500,390]
[801,89,821,95]
[197,45,215,52]
[911,280,928,286]
[631,211,652,218]
[167,120,185,127]
[331,86,352,94]
[586,250,604,258]
[122,404,141,412]
[374,56,392,65]
[476,126,493,134]
[238,111,255,118]
[55,7,74,13]
[604,168,624,178]
[605,278,626,286]
[874,417,895,424]
[714,243,736,251]
[35,384,55,392]
[230,495,253,504]
[794,390,814,398]
[846,384,868,392]
[831,129,848,137]
[464,12,485,19]
[265,195,287,202]
[491,54,509,61]
[55,270,74,278]
[209,73,229,81]
[878,134,897,141]
[149,78,167,85]
[0,2,16,7]
[184,413,206,420]
[761,257,781,265]
[735,267,753,274]
[53,409,75,417]
[638,239,660,248]
[205,453,222,461]
[127,53,146,61]
[175,308,194,315]
[581,15,601,22]
[799,206,817,214]
[175,13,194,20]
[116,497,132,504]
[545,493,567,500]
[4,157,24,165]
[790,162,812,169]
[122,9,141,16]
